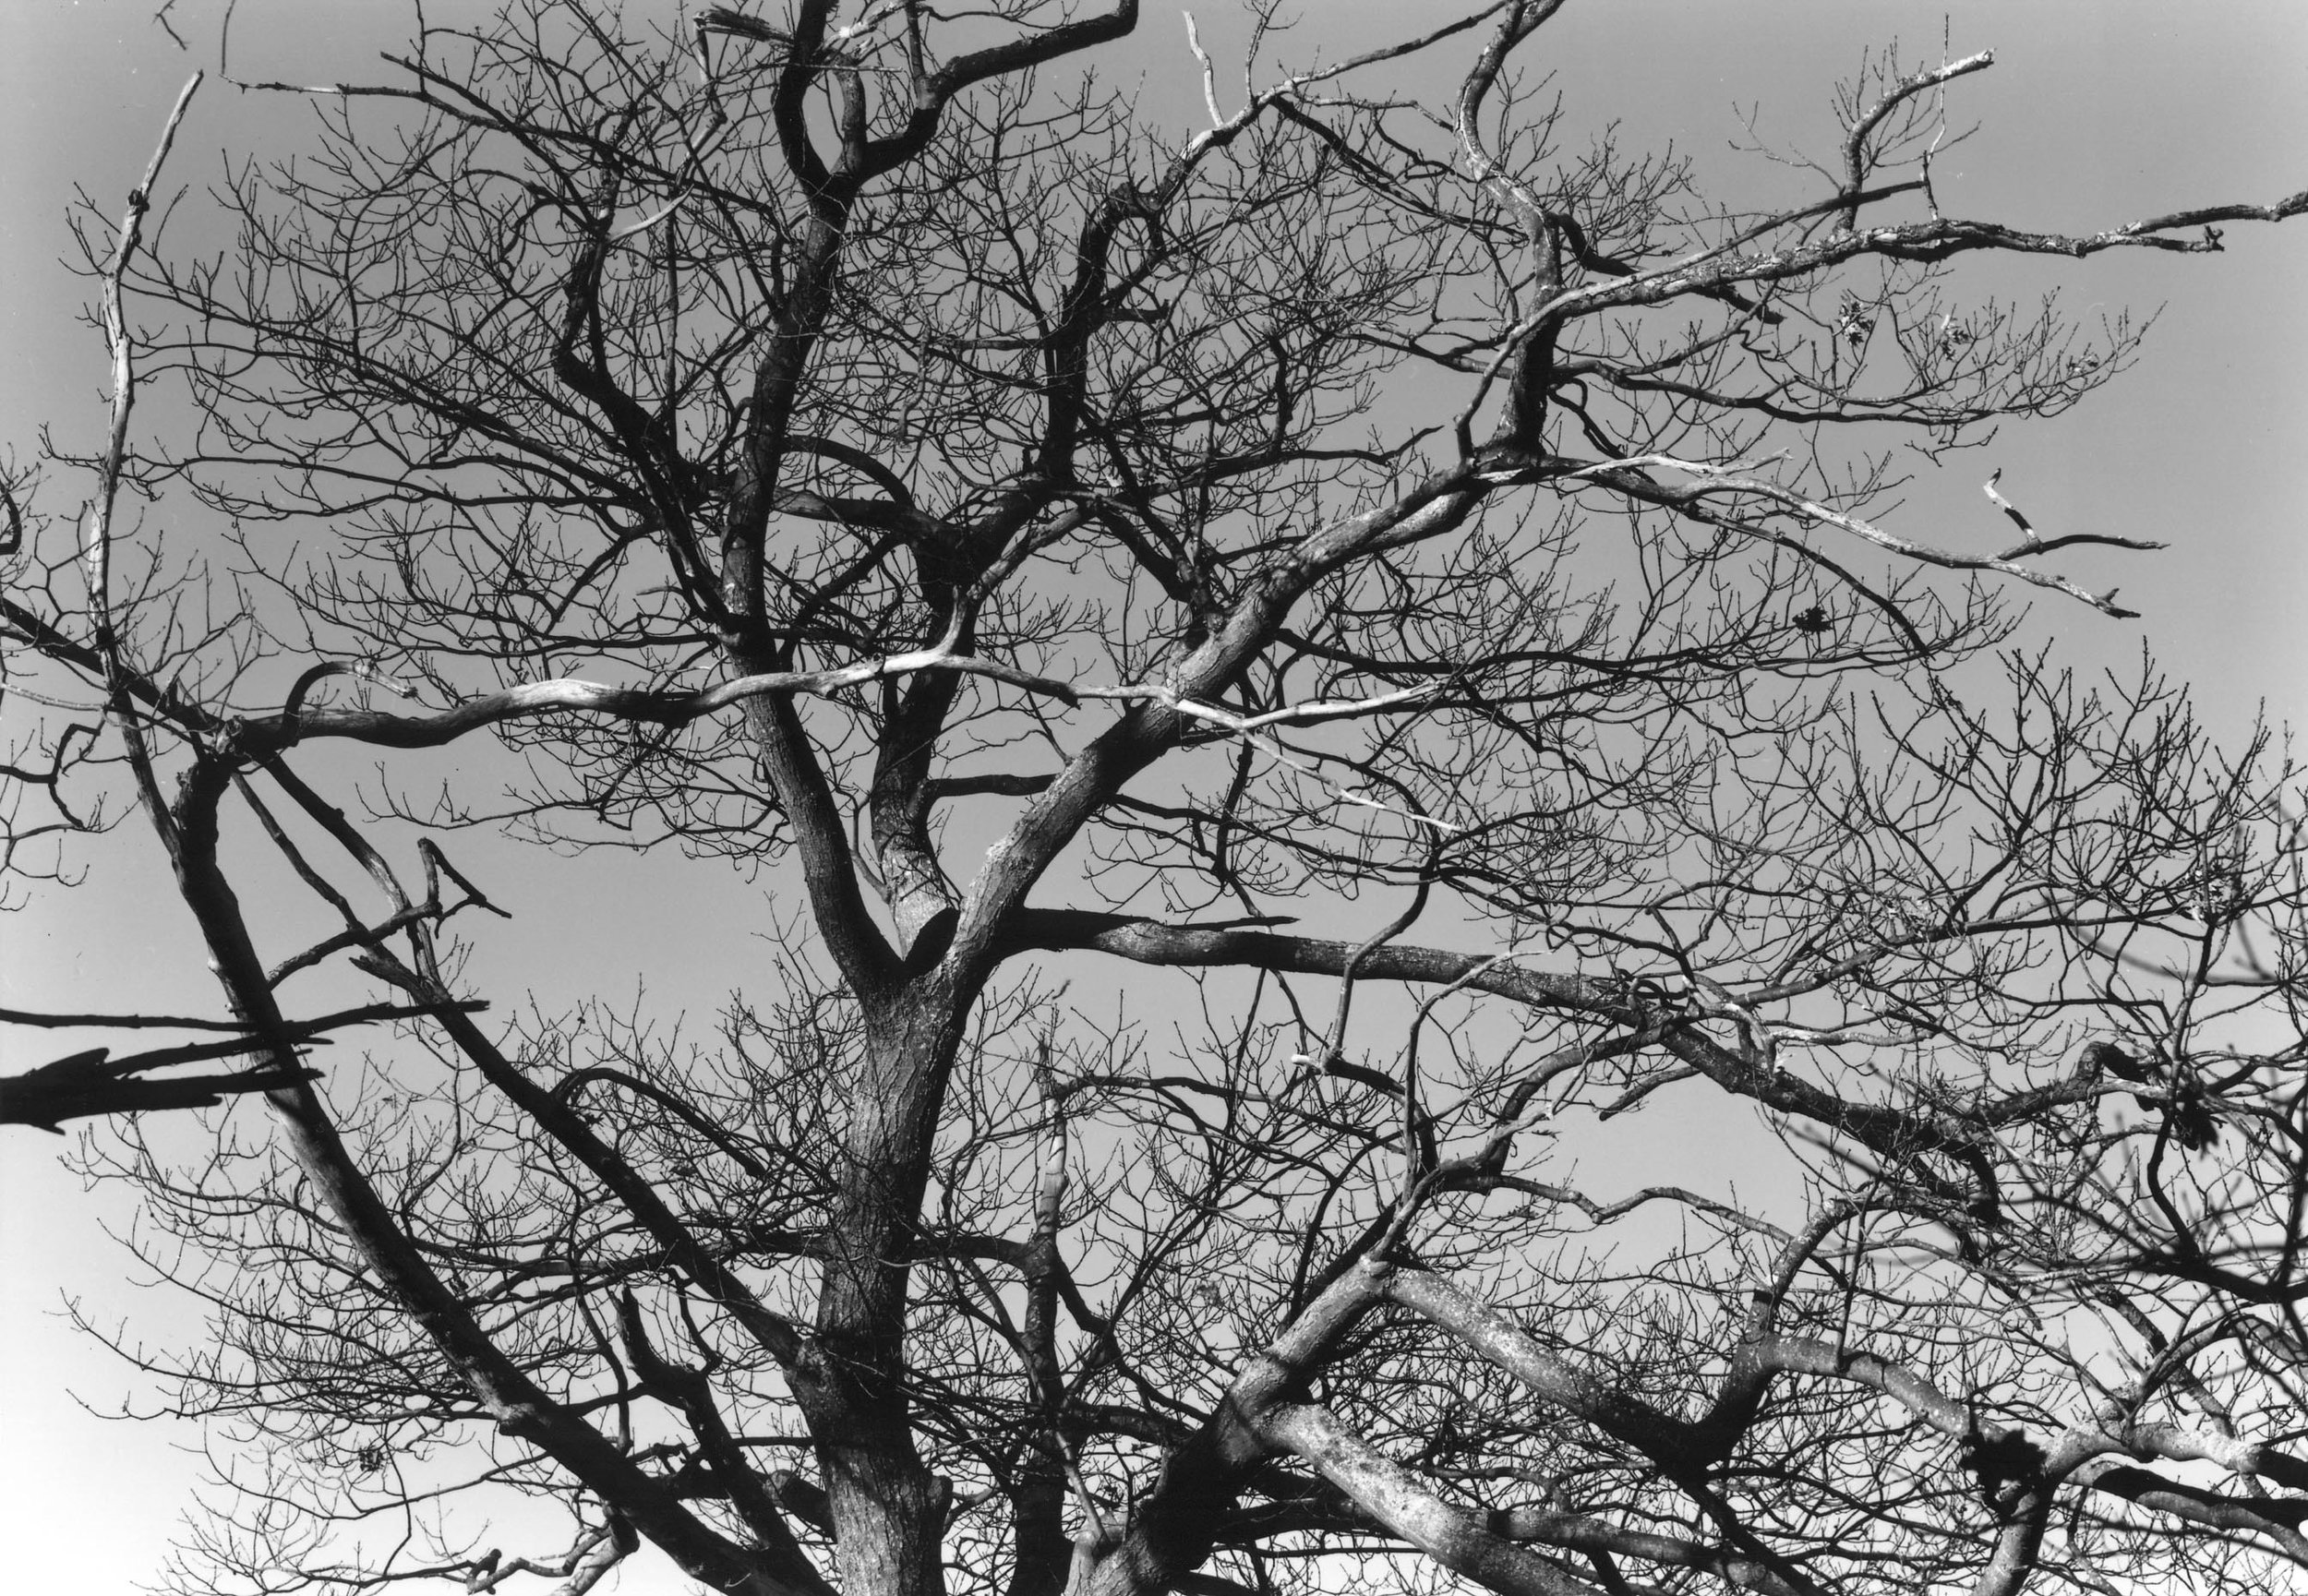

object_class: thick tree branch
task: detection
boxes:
[1259,1402,1605,1596]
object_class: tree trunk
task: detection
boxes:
[791,981,975,1596]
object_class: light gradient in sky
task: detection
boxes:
[3,2,2303,1590]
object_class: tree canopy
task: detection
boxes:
[6,5,2308,1595]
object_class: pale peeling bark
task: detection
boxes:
[1259,1402,1605,1596]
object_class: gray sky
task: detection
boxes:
[3,2,2304,1590]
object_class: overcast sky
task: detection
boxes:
[4,3,2304,1590]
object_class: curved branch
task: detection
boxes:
[1259,1401,1605,1596]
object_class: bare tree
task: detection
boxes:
[8,4,2308,1594]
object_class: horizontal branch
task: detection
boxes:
[256,640,988,752]
[1000,910,2041,1181]
[0,995,487,1128]
[2081,1461,2308,1563]
[0,997,483,1032]
[0,1053,317,1132]
[1553,191,2308,323]
[1393,1266,2308,1576]
[243,643,1465,776]
[1568,455,2155,616]
[1487,1505,1802,1596]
